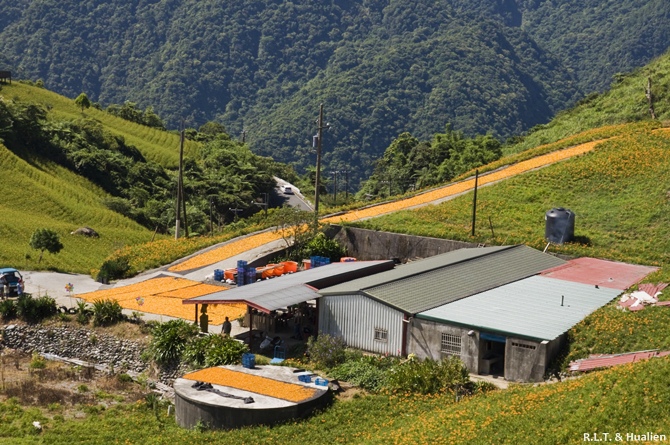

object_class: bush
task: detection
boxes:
[183,334,249,368]
[302,232,347,262]
[96,256,132,283]
[0,299,17,320]
[148,320,200,365]
[329,357,391,392]
[307,333,347,369]
[92,299,124,326]
[15,294,57,324]
[384,356,470,395]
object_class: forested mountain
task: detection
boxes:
[1,0,668,186]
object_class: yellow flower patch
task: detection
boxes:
[77,277,245,324]
[184,367,317,403]
[168,231,283,272]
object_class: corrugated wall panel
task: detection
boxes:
[319,295,404,355]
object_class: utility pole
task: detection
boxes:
[330,171,338,205]
[343,170,349,201]
[175,122,185,240]
[210,199,214,236]
[313,104,329,218]
[471,169,479,237]
[251,193,269,217]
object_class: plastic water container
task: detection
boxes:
[298,374,312,383]
[237,260,248,269]
[314,377,329,386]
[237,267,246,286]
[213,269,223,281]
[242,353,255,369]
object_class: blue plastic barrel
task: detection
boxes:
[213,269,223,281]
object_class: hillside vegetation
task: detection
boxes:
[0,82,290,273]
[2,0,670,185]
[1,354,668,444]
[0,140,153,273]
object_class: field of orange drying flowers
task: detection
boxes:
[183,367,317,403]
[168,230,283,272]
[77,276,245,324]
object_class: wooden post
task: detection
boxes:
[646,77,656,120]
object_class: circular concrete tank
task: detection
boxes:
[174,365,331,429]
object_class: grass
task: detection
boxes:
[2,82,200,167]
[0,356,668,444]
[0,141,156,273]
[356,124,670,269]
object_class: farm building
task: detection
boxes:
[183,260,395,341]
[318,246,656,382]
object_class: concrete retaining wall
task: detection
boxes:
[326,226,478,262]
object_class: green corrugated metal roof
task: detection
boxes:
[320,245,566,314]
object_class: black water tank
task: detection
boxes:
[545,208,575,244]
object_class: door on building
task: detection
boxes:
[479,332,506,377]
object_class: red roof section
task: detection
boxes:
[569,350,670,372]
[540,257,657,290]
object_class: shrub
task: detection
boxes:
[148,320,200,364]
[76,300,91,325]
[307,333,347,369]
[29,352,46,370]
[329,356,391,392]
[96,256,131,283]
[16,294,57,324]
[384,356,470,395]
[0,299,17,320]
[92,299,124,326]
[183,334,249,368]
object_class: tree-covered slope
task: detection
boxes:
[1,0,669,186]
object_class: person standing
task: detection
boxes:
[222,316,232,336]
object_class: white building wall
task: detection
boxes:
[319,295,404,355]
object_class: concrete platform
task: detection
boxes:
[174,365,331,429]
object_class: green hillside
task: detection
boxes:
[0,140,155,273]
[0,82,286,273]
[2,0,670,185]
[3,82,199,167]
[505,50,670,156]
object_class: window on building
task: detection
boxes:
[512,342,536,351]
[374,328,388,342]
[441,333,461,355]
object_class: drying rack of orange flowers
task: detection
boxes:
[77,276,245,324]
[183,367,318,403]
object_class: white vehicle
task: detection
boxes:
[281,185,294,194]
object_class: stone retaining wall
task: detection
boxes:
[1,324,147,373]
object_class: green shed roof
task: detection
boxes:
[319,245,566,314]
